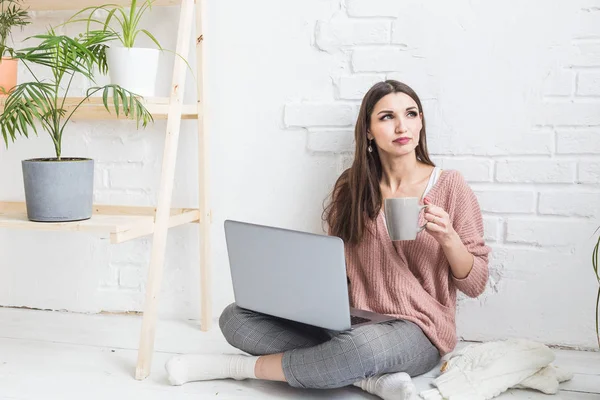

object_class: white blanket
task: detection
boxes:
[419,339,573,400]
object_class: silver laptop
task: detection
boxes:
[224,219,396,331]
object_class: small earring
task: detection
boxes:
[368,139,373,153]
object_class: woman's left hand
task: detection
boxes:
[423,198,456,246]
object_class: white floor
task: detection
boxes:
[0,308,598,400]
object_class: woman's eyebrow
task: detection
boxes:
[377,106,417,115]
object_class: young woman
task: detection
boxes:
[165,80,490,400]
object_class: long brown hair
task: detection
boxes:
[322,80,435,244]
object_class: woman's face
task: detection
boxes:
[367,92,423,158]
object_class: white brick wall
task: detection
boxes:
[308,130,354,153]
[539,192,600,217]
[506,219,596,247]
[428,133,554,156]
[335,74,385,100]
[533,103,600,126]
[0,1,598,350]
[482,217,502,243]
[495,160,576,183]
[543,68,575,96]
[284,103,356,127]
[556,129,600,154]
[315,20,391,52]
[346,0,406,18]
[475,190,536,214]
[283,1,600,349]
[579,161,600,183]
[436,159,492,182]
[576,71,600,96]
[352,48,425,72]
[118,264,145,290]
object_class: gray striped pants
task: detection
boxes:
[219,303,441,389]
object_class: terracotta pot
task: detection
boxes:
[0,57,17,95]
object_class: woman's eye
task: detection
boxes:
[407,111,417,117]
[380,114,393,120]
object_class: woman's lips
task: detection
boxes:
[394,137,411,145]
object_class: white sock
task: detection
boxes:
[354,372,416,400]
[165,354,259,385]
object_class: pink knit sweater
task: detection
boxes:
[345,170,490,355]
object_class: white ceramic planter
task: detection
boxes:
[106,47,160,97]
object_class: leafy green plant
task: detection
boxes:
[593,232,600,347]
[61,0,195,82]
[0,0,30,58]
[65,0,162,49]
[0,29,153,159]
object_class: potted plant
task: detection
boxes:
[0,0,30,94]
[66,0,163,97]
[592,232,600,347]
[0,29,153,222]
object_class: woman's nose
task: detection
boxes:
[395,118,406,133]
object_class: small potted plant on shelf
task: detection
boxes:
[65,0,163,97]
[592,231,600,347]
[0,0,30,94]
[0,29,154,223]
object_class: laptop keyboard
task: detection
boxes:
[350,315,372,325]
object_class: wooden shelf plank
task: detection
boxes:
[0,97,199,120]
[24,0,181,11]
[0,202,200,244]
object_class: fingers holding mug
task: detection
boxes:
[424,212,446,228]
[423,198,456,243]
[423,200,448,228]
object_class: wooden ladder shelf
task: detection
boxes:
[0,0,211,380]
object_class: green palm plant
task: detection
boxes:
[0,0,30,58]
[592,232,600,347]
[0,29,153,159]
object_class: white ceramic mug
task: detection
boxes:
[384,197,427,241]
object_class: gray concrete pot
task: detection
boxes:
[22,158,94,222]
